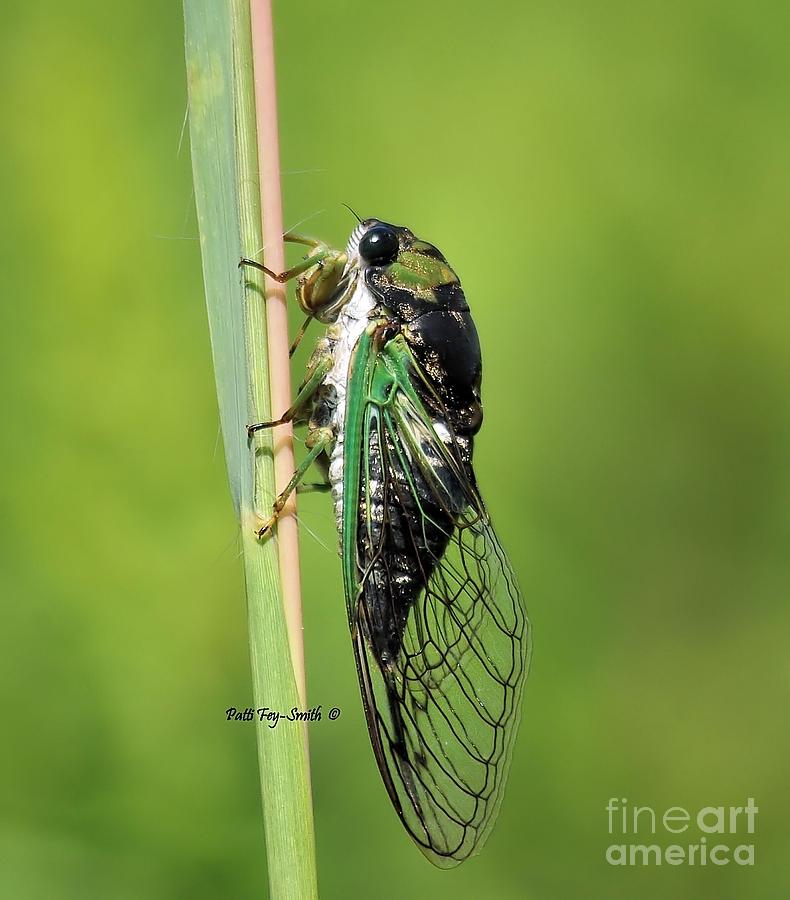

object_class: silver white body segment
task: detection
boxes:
[326,226,373,528]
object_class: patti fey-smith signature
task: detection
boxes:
[226,706,341,727]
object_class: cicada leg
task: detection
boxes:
[239,247,335,283]
[283,232,324,248]
[255,432,332,539]
[239,251,319,357]
[247,355,331,440]
[246,351,333,538]
[296,481,331,495]
[241,240,346,345]
[289,315,313,357]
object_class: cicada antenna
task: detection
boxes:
[341,203,363,224]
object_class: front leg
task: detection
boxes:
[239,248,335,283]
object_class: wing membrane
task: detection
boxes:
[343,333,531,867]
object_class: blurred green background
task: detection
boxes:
[2,1,789,898]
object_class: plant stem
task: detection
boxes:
[184,0,316,896]
[249,0,307,712]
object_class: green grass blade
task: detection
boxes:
[183,1,317,897]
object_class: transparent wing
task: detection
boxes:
[344,338,531,867]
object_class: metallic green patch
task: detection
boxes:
[387,250,458,298]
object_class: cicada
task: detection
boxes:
[242,219,531,867]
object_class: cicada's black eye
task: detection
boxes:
[358,225,399,266]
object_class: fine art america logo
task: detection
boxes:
[605,798,757,866]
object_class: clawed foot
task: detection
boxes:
[254,494,288,539]
[255,515,277,540]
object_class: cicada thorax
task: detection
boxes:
[367,257,484,437]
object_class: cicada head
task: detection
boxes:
[347,219,461,303]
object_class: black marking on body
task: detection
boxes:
[365,265,483,437]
